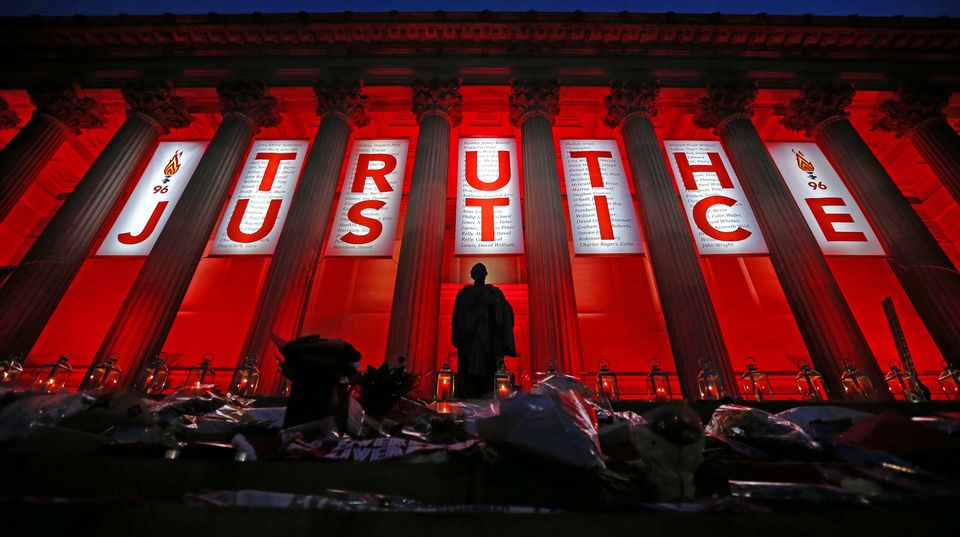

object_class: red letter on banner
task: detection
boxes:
[465,151,511,191]
[674,152,733,191]
[465,197,510,241]
[593,196,615,240]
[227,198,284,243]
[692,195,752,242]
[117,201,168,245]
[806,197,868,242]
[352,154,397,193]
[569,151,613,187]
[341,200,386,244]
[255,152,297,190]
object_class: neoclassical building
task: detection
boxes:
[0,11,958,399]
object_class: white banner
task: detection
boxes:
[560,139,644,255]
[210,140,309,255]
[324,139,408,257]
[767,142,884,256]
[664,140,768,255]
[455,138,524,255]
[97,141,207,256]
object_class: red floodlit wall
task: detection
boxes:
[2,86,958,399]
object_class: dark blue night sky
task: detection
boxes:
[4,0,958,17]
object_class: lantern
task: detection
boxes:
[230,354,261,397]
[884,360,925,403]
[697,358,725,400]
[494,360,515,399]
[647,359,672,401]
[32,354,73,393]
[596,359,620,401]
[795,359,827,401]
[937,362,960,401]
[86,353,122,391]
[435,361,455,401]
[0,354,24,387]
[840,360,874,400]
[740,357,773,402]
[134,354,170,395]
[185,354,216,391]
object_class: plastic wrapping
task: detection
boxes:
[476,389,602,468]
[631,403,705,501]
[775,406,871,441]
[283,434,480,461]
[706,404,820,452]
[186,488,562,513]
[0,392,95,443]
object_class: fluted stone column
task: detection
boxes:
[0,83,106,222]
[91,81,280,385]
[871,87,960,206]
[606,81,737,398]
[785,84,960,368]
[0,82,192,361]
[385,80,461,392]
[510,80,583,375]
[238,81,369,393]
[696,81,886,399]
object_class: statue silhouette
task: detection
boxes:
[451,263,517,398]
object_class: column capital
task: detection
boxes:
[314,80,370,128]
[0,97,21,130]
[870,87,950,138]
[216,80,281,131]
[121,81,193,134]
[693,80,758,132]
[509,79,559,126]
[27,82,107,135]
[782,83,855,136]
[411,79,462,126]
[604,80,660,128]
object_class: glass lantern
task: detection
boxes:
[134,353,170,395]
[740,357,773,402]
[185,354,216,391]
[596,359,620,401]
[647,359,672,401]
[884,360,925,403]
[494,360,515,399]
[795,359,827,401]
[937,362,960,401]
[32,354,73,393]
[697,358,726,400]
[840,360,874,400]
[435,361,455,401]
[230,354,261,397]
[0,354,24,387]
[86,353,122,391]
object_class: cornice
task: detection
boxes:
[1,12,957,91]
[2,13,956,56]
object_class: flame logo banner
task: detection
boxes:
[794,150,815,173]
[163,150,183,177]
